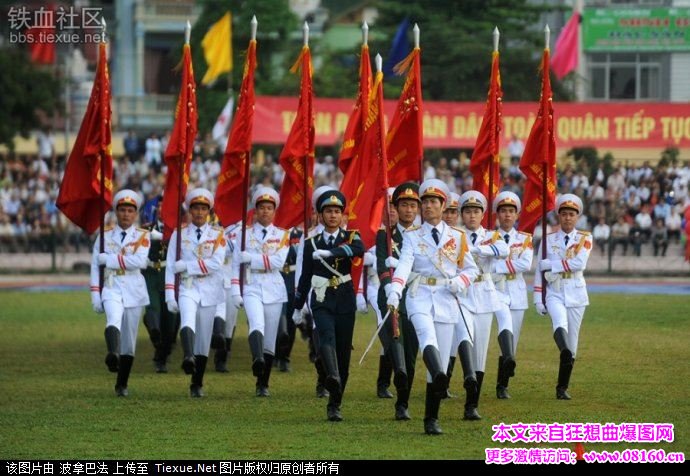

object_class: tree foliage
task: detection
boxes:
[0,50,61,151]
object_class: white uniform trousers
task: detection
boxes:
[511,309,526,353]
[410,312,454,384]
[451,307,475,354]
[546,298,585,358]
[223,290,239,338]
[494,303,514,334]
[179,296,216,356]
[244,296,282,355]
[103,301,142,357]
[472,311,493,372]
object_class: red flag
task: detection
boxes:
[518,49,557,235]
[343,69,389,292]
[56,42,112,234]
[274,47,315,229]
[470,50,503,228]
[215,40,257,226]
[161,44,198,239]
[27,5,56,65]
[551,12,581,80]
[386,48,423,186]
[338,44,372,177]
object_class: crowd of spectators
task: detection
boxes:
[1,129,689,261]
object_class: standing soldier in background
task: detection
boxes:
[377,182,422,421]
[165,188,226,397]
[141,200,179,374]
[457,191,511,419]
[275,225,303,373]
[231,187,289,397]
[491,192,533,399]
[293,185,336,398]
[214,220,241,373]
[386,180,479,435]
[534,194,592,400]
[294,190,365,421]
[90,190,150,396]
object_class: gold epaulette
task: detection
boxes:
[577,230,591,236]
[450,226,466,234]
[518,231,532,237]
[547,231,559,235]
[405,225,421,232]
[136,227,149,233]
[104,225,114,232]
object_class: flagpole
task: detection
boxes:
[487,26,500,230]
[302,22,311,232]
[98,19,107,292]
[176,21,192,301]
[239,16,258,295]
[412,23,423,184]
[541,26,550,307]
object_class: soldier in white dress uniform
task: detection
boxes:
[386,179,479,435]
[90,189,150,397]
[231,187,290,396]
[534,194,592,400]
[214,221,241,373]
[441,192,461,398]
[165,188,226,397]
[491,191,533,399]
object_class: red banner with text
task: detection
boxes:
[253,96,690,149]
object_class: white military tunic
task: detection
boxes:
[219,222,241,338]
[534,229,592,357]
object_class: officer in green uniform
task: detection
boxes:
[376,182,421,421]
[293,190,365,422]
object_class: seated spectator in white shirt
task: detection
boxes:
[592,217,610,256]
[665,206,682,243]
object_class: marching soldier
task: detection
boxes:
[90,189,150,396]
[386,179,479,435]
[442,191,461,398]
[231,187,289,397]
[377,182,422,421]
[491,192,533,398]
[457,191,512,419]
[534,194,592,400]
[165,188,226,397]
[293,190,365,421]
[214,221,241,373]
[141,215,180,373]
[293,185,336,398]
[274,225,303,372]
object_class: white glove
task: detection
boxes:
[166,299,179,314]
[535,302,548,316]
[90,291,104,313]
[447,276,467,295]
[232,295,244,309]
[540,259,552,271]
[239,251,252,263]
[384,256,399,268]
[97,253,108,265]
[292,308,304,326]
[312,249,332,259]
[150,229,163,241]
[363,251,376,267]
[174,260,187,273]
[356,293,368,314]
[384,283,392,298]
[387,291,400,308]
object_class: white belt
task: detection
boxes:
[493,272,522,292]
[418,276,450,286]
[311,274,352,302]
[104,268,141,288]
[473,273,493,284]
[544,271,583,292]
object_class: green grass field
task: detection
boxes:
[0,291,688,460]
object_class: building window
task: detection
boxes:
[587,53,662,100]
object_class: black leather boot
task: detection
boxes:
[458,341,480,420]
[256,353,273,397]
[104,326,120,373]
[248,330,265,377]
[190,355,208,398]
[423,383,443,435]
[320,345,342,402]
[389,341,408,394]
[422,345,448,395]
[497,330,516,376]
[557,357,575,400]
[211,317,226,350]
[214,343,228,373]
[315,357,329,398]
[377,354,393,398]
[143,309,161,347]
[115,355,133,397]
[496,356,510,399]
[443,356,456,399]
[179,327,196,375]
